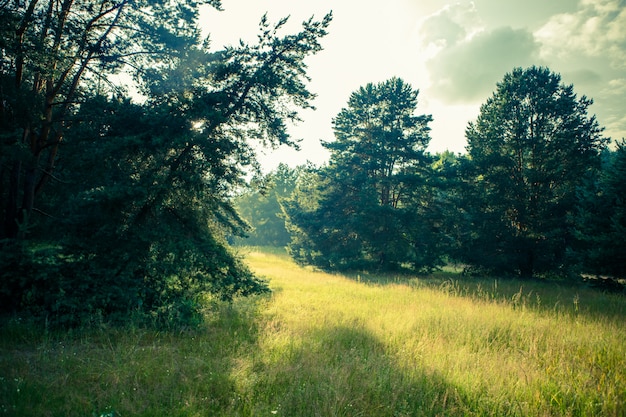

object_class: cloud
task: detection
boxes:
[562,69,603,87]
[533,0,626,142]
[597,78,626,141]
[418,2,482,49]
[414,0,625,146]
[605,78,626,95]
[535,0,626,69]
[472,0,578,30]
[425,26,541,103]
[419,12,465,48]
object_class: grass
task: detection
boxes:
[1,247,625,416]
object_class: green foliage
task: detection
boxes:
[407,151,468,270]
[461,66,608,278]
[0,3,332,326]
[0,0,221,239]
[284,78,446,271]
[1,95,265,327]
[573,142,626,279]
[234,164,303,247]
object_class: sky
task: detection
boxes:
[200,0,626,171]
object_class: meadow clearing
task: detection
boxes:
[1,247,624,416]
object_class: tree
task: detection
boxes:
[573,142,626,279]
[234,163,303,247]
[0,3,332,325]
[463,66,608,278]
[0,0,223,240]
[329,78,432,209]
[284,78,438,271]
[410,151,468,269]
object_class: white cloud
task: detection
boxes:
[605,78,626,95]
[418,2,483,50]
[425,26,541,102]
[535,0,626,69]
[533,0,626,143]
[418,0,626,144]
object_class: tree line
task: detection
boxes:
[237,69,625,284]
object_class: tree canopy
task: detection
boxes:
[461,66,608,278]
[1,0,222,239]
[0,1,332,326]
[573,141,626,279]
[283,78,445,271]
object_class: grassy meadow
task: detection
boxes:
[1,247,625,416]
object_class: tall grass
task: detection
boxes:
[1,247,624,416]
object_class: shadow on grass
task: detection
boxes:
[0,302,514,416]
[0,296,265,417]
[236,322,521,416]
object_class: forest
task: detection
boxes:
[238,73,625,282]
[0,0,624,330]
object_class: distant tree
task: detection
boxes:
[284,78,440,271]
[235,163,304,247]
[573,141,626,279]
[462,66,608,278]
[414,151,469,268]
[0,4,332,325]
[282,164,327,265]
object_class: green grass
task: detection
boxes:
[1,247,625,416]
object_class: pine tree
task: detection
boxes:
[284,78,440,271]
[0,4,332,325]
[463,66,608,278]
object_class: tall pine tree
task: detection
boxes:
[462,66,608,278]
[284,78,440,271]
